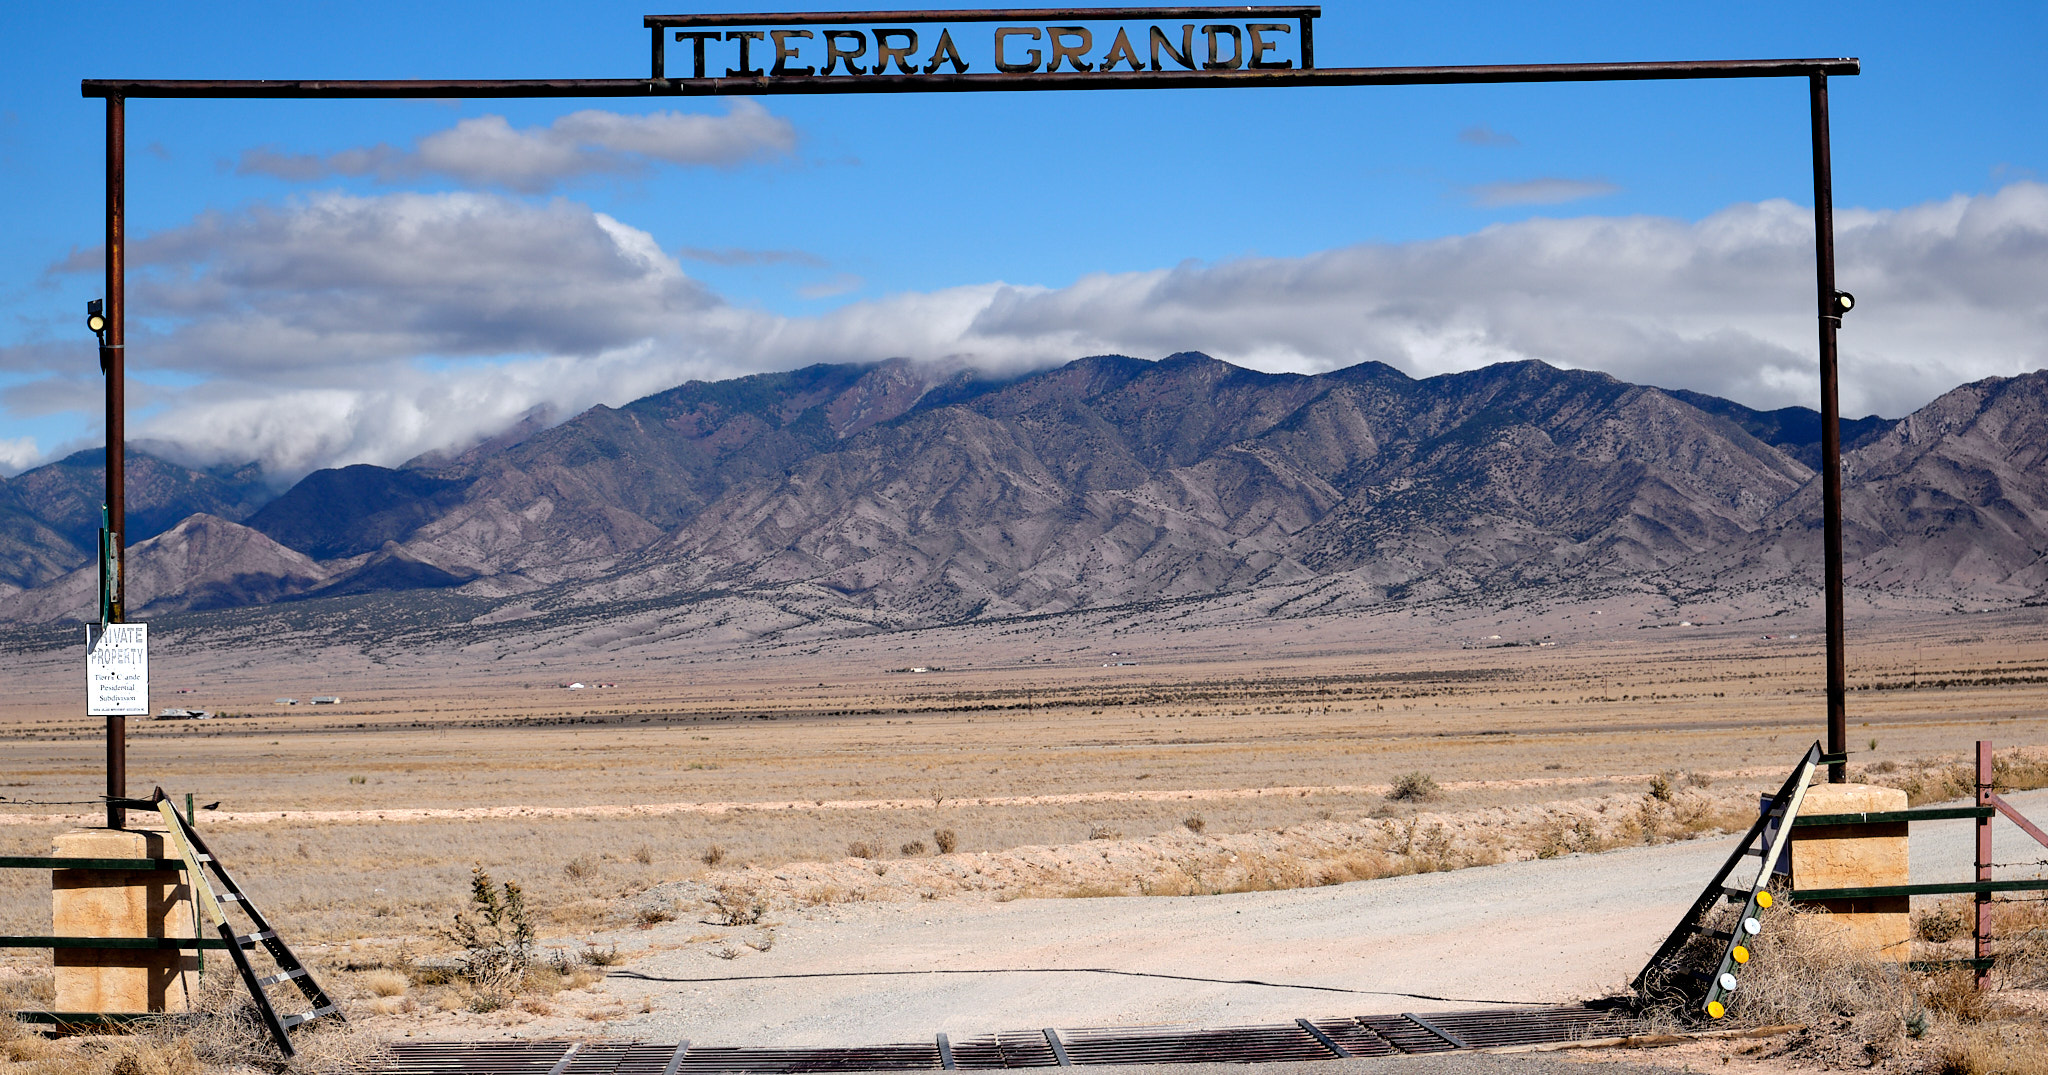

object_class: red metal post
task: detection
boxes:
[1976,740,1993,989]
[104,93,127,830]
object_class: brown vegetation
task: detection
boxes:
[0,614,2043,1065]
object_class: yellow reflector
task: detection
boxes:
[1756,891,1773,909]
[1707,1000,1726,1019]
[1733,945,1750,963]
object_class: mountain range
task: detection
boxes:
[3,354,2043,631]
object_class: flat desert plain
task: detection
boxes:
[1,598,2044,1055]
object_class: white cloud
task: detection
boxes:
[238,103,796,193]
[122,191,718,375]
[0,436,38,475]
[1467,176,1621,207]
[9,183,2046,480]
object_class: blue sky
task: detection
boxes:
[1,1,2044,479]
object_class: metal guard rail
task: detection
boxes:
[1787,801,2046,902]
[0,845,230,955]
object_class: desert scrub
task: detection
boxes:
[1386,772,1438,802]
[1916,897,1971,943]
[1674,903,1916,1065]
[144,967,382,1071]
[932,829,957,853]
[444,866,535,987]
[1933,1023,2048,1075]
[359,968,410,998]
[707,883,768,926]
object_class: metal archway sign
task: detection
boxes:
[80,6,1861,828]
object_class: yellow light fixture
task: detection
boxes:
[1707,1000,1726,1019]
[1755,891,1773,909]
[1732,945,1751,964]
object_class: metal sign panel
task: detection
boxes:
[87,623,149,716]
[645,7,1318,80]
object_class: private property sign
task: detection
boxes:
[86,623,148,716]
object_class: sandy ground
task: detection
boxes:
[369,788,2048,1048]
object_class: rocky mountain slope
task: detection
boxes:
[4,355,2042,630]
[0,449,270,594]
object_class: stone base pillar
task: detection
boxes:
[52,828,196,1013]
[1790,782,1911,962]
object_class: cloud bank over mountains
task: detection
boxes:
[10,173,2047,482]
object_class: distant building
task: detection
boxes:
[565,682,586,690]
[155,708,210,720]
[275,698,299,706]
[310,696,341,705]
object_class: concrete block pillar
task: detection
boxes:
[52,828,196,1013]
[1789,782,1911,962]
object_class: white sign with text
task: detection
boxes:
[86,623,148,716]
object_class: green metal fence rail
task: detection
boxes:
[1794,807,1993,826]
[0,936,233,949]
[0,854,225,950]
[10,1012,164,1027]
[1791,879,2048,901]
[0,856,181,870]
[1785,743,2048,987]
[1,800,216,1026]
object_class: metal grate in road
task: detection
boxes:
[374,1004,1638,1074]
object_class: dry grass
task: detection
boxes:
[1385,772,1439,802]
[1635,899,2048,1073]
[1931,1023,2048,1075]
[1678,904,1915,1065]
[357,970,408,999]
[1986,898,2048,989]
[0,967,385,1075]
[705,883,768,926]
[3,614,2044,1014]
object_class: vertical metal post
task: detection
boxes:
[1809,73,1847,784]
[650,26,666,80]
[186,791,202,973]
[1975,740,1993,989]
[104,93,128,830]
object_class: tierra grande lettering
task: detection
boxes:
[669,23,1297,78]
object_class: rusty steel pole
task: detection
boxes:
[1976,740,1993,989]
[1809,73,1847,784]
[104,93,127,829]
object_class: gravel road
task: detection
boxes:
[497,789,2048,1049]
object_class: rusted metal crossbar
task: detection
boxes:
[371,1005,1634,1074]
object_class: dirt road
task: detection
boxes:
[376,788,2048,1048]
